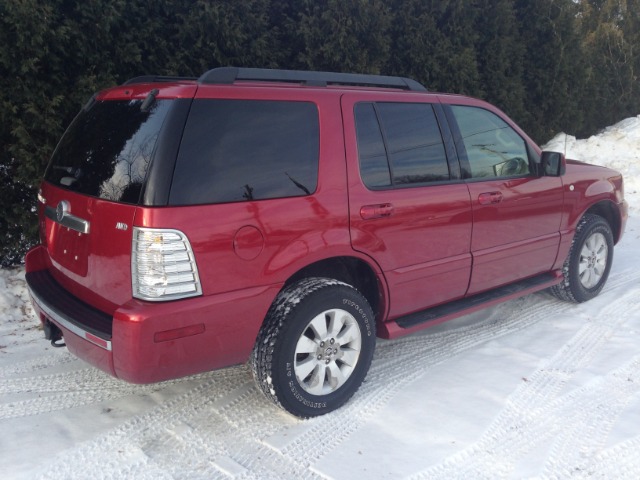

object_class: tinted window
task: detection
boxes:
[45,99,172,203]
[354,102,449,188]
[170,100,319,205]
[354,103,391,187]
[451,106,530,179]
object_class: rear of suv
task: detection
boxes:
[26,67,628,417]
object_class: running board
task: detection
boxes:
[380,272,562,339]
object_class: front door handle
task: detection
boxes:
[360,203,394,220]
[478,192,503,205]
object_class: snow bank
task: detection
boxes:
[0,268,40,357]
[544,115,640,211]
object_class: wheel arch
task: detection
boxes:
[585,200,622,244]
[285,256,386,324]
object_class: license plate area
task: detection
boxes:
[48,223,89,276]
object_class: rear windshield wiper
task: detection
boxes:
[140,88,159,112]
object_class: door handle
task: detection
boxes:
[478,192,503,205]
[360,203,394,220]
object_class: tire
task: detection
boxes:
[550,214,614,303]
[251,277,376,418]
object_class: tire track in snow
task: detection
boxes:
[38,378,326,480]
[539,357,640,478]
[32,294,552,480]
[235,263,640,478]
[136,296,553,479]
[266,293,576,468]
[245,260,640,472]
[37,366,258,479]
[407,284,640,479]
[407,356,640,480]
[23,261,640,479]
[0,366,212,419]
[37,367,324,480]
[0,351,76,377]
[135,382,322,480]
[572,435,640,479]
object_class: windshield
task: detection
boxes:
[45,99,172,204]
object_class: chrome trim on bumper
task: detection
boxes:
[30,288,112,351]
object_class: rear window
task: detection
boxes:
[45,99,173,203]
[169,100,319,205]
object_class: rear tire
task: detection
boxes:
[550,214,614,303]
[251,277,375,418]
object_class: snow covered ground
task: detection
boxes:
[1,116,639,479]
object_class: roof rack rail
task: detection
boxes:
[123,75,198,85]
[198,67,427,92]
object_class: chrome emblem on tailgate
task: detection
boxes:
[56,200,70,222]
[44,200,91,234]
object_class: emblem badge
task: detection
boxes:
[56,201,70,222]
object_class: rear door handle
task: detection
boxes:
[360,203,394,220]
[478,192,503,205]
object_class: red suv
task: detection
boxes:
[26,67,628,417]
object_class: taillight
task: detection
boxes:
[37,188,47,246]
[132,227,202,301]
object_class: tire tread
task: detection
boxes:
[550,214,613,303]
[250,277,353,414]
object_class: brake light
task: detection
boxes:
[132,227,202,301]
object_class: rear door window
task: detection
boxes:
[354,102,449,188]
[45,99,173,204]
[169,100,319,205]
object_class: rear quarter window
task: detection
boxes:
[169,100,319,205]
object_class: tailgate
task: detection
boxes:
[39,183,137,314]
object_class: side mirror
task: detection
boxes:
[538,151,566,177]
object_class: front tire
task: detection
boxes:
[251,278,376,418]
[550,214,614,303]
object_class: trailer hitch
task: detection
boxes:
[43,320,66,348]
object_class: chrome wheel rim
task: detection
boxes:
[294,308,362,396]
[579,232,608,289]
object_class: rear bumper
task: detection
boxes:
[27,269,113,350]
[25,245,281,383]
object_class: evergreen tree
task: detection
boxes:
[294,0,391,73]
[1,0,68,265]
[1,0,636,266]
[473,0,527,126]
[387,0,480,95]
[578,0,640,134]
[514,0,587,142]
[0,0,278,265]
[168,0,280,74]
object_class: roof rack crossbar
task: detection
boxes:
[123,75,198,85]
[198,67,427,92]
